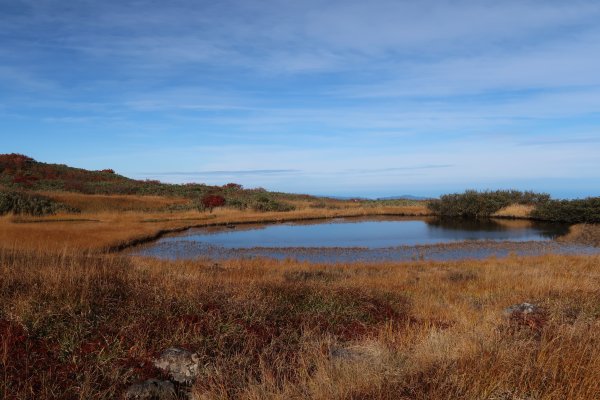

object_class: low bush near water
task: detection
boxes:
[427,190,550,218]
[428,190,600,223]
[251,195,295,212]
[0,190,78,216]
[531,197,600,223]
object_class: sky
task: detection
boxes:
[1,0,600,198]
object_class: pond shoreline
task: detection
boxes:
[129,216,599,263]
[108,212,433,252]
[132,238,600,263]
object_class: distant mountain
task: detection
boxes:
[325,195,370,201]
[377,195,431,201]
[323,194,431,201]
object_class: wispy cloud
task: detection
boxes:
[518,136,600,146]
[142,169,300,177]
[2,0,600,197]
[347,164,454,174]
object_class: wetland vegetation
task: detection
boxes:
[1,154,600,399]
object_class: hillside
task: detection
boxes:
[0,153,313,207]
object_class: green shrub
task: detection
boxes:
[227,198,249,210]
[0,191,78,216]
[251,196,295,212]
[531,197,600,223]
[428,190,550,218]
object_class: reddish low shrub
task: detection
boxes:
[12,174,39,187]
[201,194,226,212]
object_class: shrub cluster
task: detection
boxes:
[251,195,295,212]
[531,197,600,223]
[427,190,551,218]
[0,190,78,216]
[199,194,226,213]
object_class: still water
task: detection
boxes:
[132,217,600,262]
[161,217,568,248]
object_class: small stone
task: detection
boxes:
[503,302,540,316]
[503,302,547,333]
[124,379,176,399]
[153,347,201,385]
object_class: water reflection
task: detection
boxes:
[427,218,570,239]
[156,216,572,249]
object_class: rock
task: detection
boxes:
[153,347,201,385]
[503,302,546,333]
[503,302,540,316]
[124,379,176,399]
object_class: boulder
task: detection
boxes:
[153,347,201,385]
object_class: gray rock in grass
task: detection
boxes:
[153,347,201,385]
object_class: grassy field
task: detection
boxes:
[1,249,599,399]
[2,157,600,399]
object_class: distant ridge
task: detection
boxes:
[325,194,430,201]
[377,195,431,201]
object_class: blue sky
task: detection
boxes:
[1,0,600,198]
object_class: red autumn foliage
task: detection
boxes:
[201,194,226,212]
[12,174,39,186]
[99,169,115,174]
[39,165,59,180]
[0,153,34,169]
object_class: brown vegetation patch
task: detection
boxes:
[1,251,599,398]
[492,204,535,218]
[558,223,600,247]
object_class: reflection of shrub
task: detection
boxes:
[251,196,295,212]
[531,198,600,223]
[0,191,78,216]
[428,190,550,218]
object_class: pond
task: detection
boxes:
[133,216,600,262]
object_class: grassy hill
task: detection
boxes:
[0,153,315,214]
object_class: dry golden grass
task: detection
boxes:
[492,204,535,218]
[2,192,598,399]
[1,250,599,399]
[0,196,430,252]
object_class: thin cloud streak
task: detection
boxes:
[143,169,301,176]
[2,1,600,197]
[518,137,600,146]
